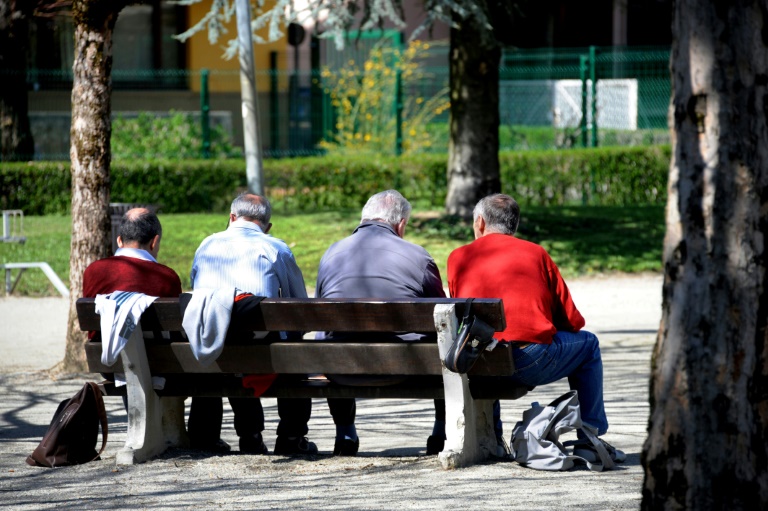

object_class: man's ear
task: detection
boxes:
[116,235,124,248]
[263,222,272,234]
[149,234,160,250]
[395,218,407,238]
[473,216,486,239]
[229,213,237,224]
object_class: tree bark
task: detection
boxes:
[642,1,768,509]
[0,0,34,161]
[444,14,501,218]
[62,0,124,373]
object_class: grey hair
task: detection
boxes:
[361,190,412,226]
[473,194,520,235]
[231,193,272,225]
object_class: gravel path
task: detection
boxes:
[0,274,662,510]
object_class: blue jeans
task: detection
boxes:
[495,330,608,437]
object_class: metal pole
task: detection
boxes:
[394,32,404,156]
[200,69,211,159]
[235,0,264,195]
[290,45,299,151]
[310,35,322,148]
[589,45,598,148]
[269,52,279,154]
[579,55,588,149]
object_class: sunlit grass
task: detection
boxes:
[0,206,664,296]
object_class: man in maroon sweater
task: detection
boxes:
[83,208,230,453]
[83,209,180,299]
[447,194,625,464]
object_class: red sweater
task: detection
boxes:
[83,256,182,299]
[447,233,584,344]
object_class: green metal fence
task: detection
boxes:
[19,44,670,160]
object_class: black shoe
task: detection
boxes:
[239,433,269,455]
[273,436,318,456]
[190,438,231,453]
[333,437,359,456]
[426,435,445,455]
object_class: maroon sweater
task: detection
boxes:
[83,256,182,299]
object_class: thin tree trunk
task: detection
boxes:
[62,0,123,373]
[0,0,34,161]
[444,14,501,218]
[642,1,768,508]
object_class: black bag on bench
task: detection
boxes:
[444,298,496,374]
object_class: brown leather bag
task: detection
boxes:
[26,382,108,468]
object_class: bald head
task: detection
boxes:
[117,208,163,257]
[230,193,272,232]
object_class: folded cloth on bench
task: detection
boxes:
[181,287,236,366]
[95,291,158,366]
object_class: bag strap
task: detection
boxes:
[87,382,109,461]
[460,298,473,327]
[540,390,579,440]
[578,424,615,471]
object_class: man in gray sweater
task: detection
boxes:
[315,190,447,456]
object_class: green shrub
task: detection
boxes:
[112,112,240,160]
[1,145,670,215]
[501,145,671,206]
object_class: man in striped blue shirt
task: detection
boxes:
[189,193,316,456]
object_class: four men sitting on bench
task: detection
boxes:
[84,191,623,461]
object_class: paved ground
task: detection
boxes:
[0,274,662,510]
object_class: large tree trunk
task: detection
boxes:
[0,0,34,161]
[62,0,124,373]
[444,15,501,218]
[641,1,768,508]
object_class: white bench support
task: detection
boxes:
[434,304,498,469]
[117,321,187,465]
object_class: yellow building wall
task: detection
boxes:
[185,2,287,93]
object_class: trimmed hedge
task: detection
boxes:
[1,145,670,215]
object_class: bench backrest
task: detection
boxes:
[77,296,515,383]
[76,296,505,333]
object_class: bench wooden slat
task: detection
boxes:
[85,342,515,376]
[76,297,506,333]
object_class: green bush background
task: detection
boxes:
[1,145,670,215]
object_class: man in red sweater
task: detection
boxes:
[447,194,625,464]
[83,208,229,453]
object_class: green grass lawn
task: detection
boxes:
[0,206,664,296]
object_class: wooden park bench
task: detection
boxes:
[77,296,531,469]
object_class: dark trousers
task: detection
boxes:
[327,398,446,426]
[188,395,311,441]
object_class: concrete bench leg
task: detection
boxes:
[434,304,497,469]
[116,322,187,465]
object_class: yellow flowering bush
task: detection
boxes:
[319,39,449,155]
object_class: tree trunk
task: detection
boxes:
[0,0,34,161]
[62,0,124,373]
[642,1,768,509]
[444,15,501,218]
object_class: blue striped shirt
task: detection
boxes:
[190,218,307,298]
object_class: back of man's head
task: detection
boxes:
[361,190,412,227]
[231,193,272,225]
[118,208,162,246]
[474,194,520,235]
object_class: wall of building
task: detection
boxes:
[184,2,287,93]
